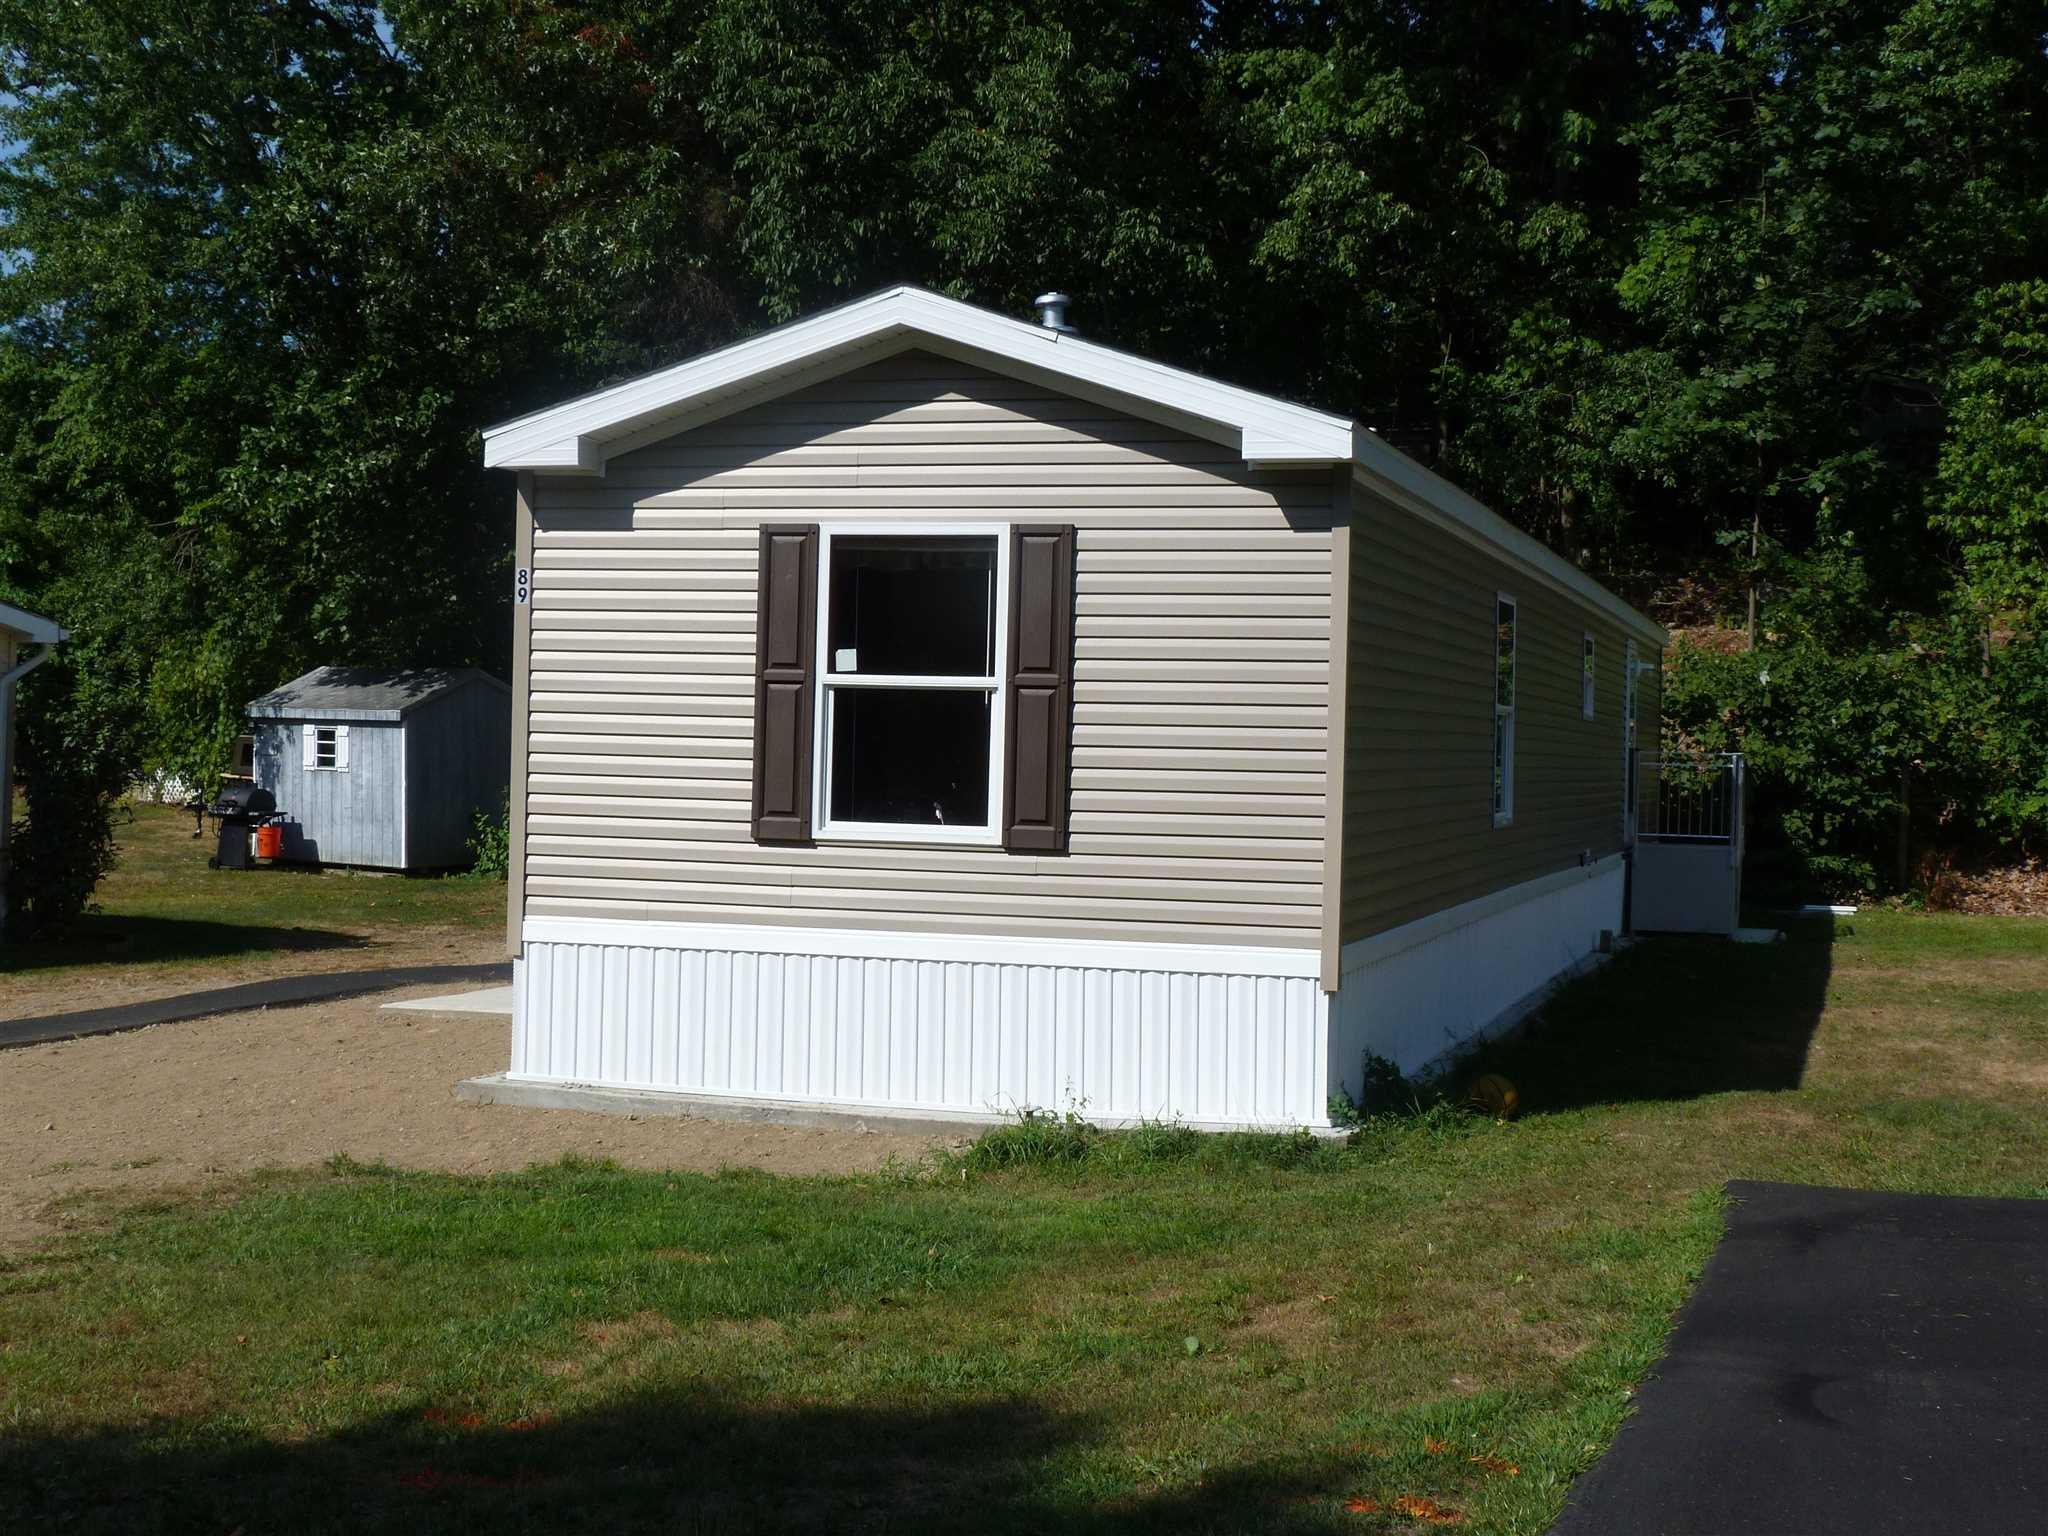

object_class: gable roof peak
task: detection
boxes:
[483,286,1355,475]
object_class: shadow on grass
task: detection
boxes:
[0,913,368,977]
[0,1387,1364,1535]
[1470,916,1837,1114]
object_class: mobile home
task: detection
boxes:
[472,288,1665,1128]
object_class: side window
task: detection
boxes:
[1493,594,1517,827]
[1624,639,1639,746]
[1582,633,1597,719]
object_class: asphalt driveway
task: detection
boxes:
[1553,1179,2048,1534]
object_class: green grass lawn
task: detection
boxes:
[0,802,503,1012]
[2,912,2044,1533]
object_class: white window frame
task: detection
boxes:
[1582,631,1597,720]
[304,722,349,773]
[810,521,1011,847]
[1493,592,1516,828]
[1624,638,1639,747]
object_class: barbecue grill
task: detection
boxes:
[202,781,280,869]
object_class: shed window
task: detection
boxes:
[814,528,1007,842]
[1582,633,1597,719]
[1493,595,1516,826]
[303,723,350,772]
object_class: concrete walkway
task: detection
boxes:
[0,962,512,1050]
[1552,1180,2048,1534]
[382,984,515,1016]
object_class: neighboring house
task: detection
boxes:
[247,666,511,871]
[0,601,67,931]
[477,287,1666,1129]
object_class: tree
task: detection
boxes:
[1937,282,2048,628]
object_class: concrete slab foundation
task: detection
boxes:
[453,1072,1348,1140]
[382,985,516,1016]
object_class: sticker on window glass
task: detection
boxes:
[834,648,859,672]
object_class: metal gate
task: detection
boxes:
[1628,752,1745,935]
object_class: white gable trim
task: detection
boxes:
[484,284,1665,646]
[483,286,1354,473]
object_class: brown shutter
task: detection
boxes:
[751,524,818,842]
[1003,524,1076,852]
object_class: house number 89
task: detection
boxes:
[515,567,530,604]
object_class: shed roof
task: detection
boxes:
[246,666,508,722]
[482,286,1665,645]
[0,600,66,644]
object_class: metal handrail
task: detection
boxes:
[1637,751,1744,851]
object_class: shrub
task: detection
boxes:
[1662,526,2048,898]
[4,637,141,938]
[6,777,124,937]
[466,791,510,878]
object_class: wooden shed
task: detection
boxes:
[471,288,1666,1129]
[247,667,510,871]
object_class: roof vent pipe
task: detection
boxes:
[1033,292,1076,334]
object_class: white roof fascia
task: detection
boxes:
[481,285,1659,645]
[593,335,925,463]
[1350,427,1668,647]
[482,286,1353,474]
[0,601,66,644]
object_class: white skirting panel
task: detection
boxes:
[510,920,1331,1128]
[1329,857,1625,1093]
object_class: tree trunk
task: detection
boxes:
[1746,506,1761,650]
[1895,764,1912,892]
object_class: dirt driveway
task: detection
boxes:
[0,984,940,1253]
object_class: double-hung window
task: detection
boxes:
[1493,594,1517,826]
[812,524,1009,844]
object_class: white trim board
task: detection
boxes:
[0,601,66,644]
[521,915,1322,980]
[809,520,1010,849]
[1353,460,1666,647]
[484,285,1663,648]
[1339,853,1625,973]
[485,287,1353,470]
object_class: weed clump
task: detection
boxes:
[943,1111,1444,1178]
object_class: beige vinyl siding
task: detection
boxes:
[1341,487,1640,942]
[522,350,1333,948]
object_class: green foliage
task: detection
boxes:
[946,1110,1347,1177]
[1664,525,2048,895]
[952,1108,1101,1172]
[1,571,156,935]
[465,792,511,880]
[4,755,124,938]
[3,0,2048,906]
[1937,282,2048,625]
